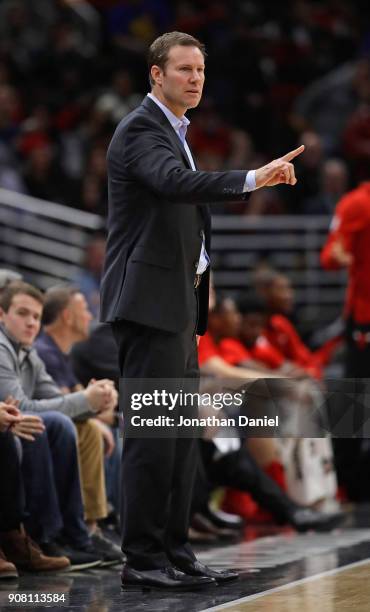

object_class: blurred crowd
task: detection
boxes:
[0,0,370,216]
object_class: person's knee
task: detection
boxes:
[76,418,104,451]
[42,411,77,441]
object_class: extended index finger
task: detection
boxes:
[281,144,305,162]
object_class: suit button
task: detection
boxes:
[194,261,199,269]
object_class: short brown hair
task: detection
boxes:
[42,286,79,325]
[148,31,206,86]
[0,281,44,312]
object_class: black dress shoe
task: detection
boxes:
[121,564,216,591]
[177,560,239,583]
[289,508,345,532]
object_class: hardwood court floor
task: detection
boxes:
[203,560,370,612]
[2,511,370,611]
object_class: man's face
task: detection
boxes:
[218,299,242,338]
[267,276,294,314]
[66,293,92,341]
[240,313,266,347]
[153,45,205,114]
[1,293,42,346]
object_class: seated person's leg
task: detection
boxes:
[0,432,24,534]
[20,421,63,544]
[75,419,108,529]
[0,431,70,573]
[36,411,90,548]
[104,427,122,518]
[41,413,121,566]
[201,440,344,531]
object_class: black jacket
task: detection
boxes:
[100,96,248,334]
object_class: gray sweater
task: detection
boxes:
[0,326,94,420]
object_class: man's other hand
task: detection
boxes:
[84,380,118,413]
[12,414,45,441]
[0,402,22,431]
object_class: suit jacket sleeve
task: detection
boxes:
[117,114,248,204]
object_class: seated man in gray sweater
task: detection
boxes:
[0,281,120,569]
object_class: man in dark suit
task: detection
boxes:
[100,31,304,591]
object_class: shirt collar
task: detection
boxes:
[147,93,190,134]
[0,323,31,355]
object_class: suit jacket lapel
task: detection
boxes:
[141,96,192,170]
[141,96,211,232]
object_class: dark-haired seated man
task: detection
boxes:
[0,281,117,569]
[254,270,341,378]
[35,286,122,564]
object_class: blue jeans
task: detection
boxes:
[21,411,90,547]
[104,427,122,514]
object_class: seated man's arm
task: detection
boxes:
[0,346,94,420]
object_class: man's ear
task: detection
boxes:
[151,65,163,87]
[61,307,72,326]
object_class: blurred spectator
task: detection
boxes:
[188,100,231,162]
[95,69,141,124]
[74,234,106,319]
[70,322,122,517]
[343,94,370,182]
[292,58,370,154]
[0,143,25,192]
[304,158,349,214]
[22,140,77,205]
[285,131,324,213]
[254,268,341,377]
[0,269,22,292]
[103,0,173,50]
[0,84,23,146]
[35,286,122,565]
[79,145,108,214]
[71,323,119,387]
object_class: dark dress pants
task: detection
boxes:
[111,290,199,570]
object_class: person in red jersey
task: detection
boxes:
[321,181,370,504]
[235,294,293,371]
[198,297,271,379]
[254,270,341,379]
[321,181,370,377]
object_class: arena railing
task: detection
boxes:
[0,188,104,290]
[211,214,347,335]
[0,188,346,332]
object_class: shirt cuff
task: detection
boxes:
[243,170,257,192]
